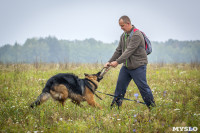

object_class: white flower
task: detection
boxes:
[174,109,180,111]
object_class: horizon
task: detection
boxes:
[2,36,200,47]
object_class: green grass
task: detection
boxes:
[0,63,199,132]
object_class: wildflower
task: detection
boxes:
[190,127,193,130]
[134,114,137,118]
[134,93,139,99]
[133,129,136,132]
[174,109,180,111]
[59,118,63,121]
[180,71,186,75]
[163,91,167,97]
[117,119,121,121]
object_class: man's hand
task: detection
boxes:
[110,61,118,68]
[104,62,111,68]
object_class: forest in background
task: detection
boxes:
[0,36,200,64]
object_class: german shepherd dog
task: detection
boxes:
[30,72,103,109]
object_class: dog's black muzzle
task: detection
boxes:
[97,76,103,82]
[96,72,103,82]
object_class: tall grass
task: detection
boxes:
[0,63,199,132]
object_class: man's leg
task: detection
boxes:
[111,66,132,108]
[130,65,155,108]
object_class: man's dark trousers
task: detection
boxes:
[112,65,155,108]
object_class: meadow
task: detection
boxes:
[0,63,199,132]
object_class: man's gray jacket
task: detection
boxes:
[109,25,148,69]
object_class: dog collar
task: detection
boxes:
[85,79,97,91]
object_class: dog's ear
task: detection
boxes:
[96,72,101,76]
[84,73,89,76]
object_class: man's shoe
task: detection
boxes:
[110,98,117,109]
[116,99,123,109]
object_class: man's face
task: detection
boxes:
[119,19,130,32]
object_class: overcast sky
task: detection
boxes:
[0,0,200,46]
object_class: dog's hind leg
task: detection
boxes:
[59,100,66,106]
[50,84,68,106]
[30,92,51,108]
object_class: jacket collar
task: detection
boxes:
[126,25,135,35]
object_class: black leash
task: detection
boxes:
[96,90,146,105]
[98,66,145,105]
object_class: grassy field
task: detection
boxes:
[0,63,199,132]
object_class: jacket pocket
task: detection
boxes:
[128,55,136,67]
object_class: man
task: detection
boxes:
[104,15,155,109]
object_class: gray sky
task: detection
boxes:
[0,0,200,46]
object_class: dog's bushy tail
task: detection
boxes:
[30,92,50,108]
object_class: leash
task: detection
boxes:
[97,66,146,105]
[98,66,145,105]
[96,90,146,105]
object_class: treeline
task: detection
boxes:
[0,37,199,63]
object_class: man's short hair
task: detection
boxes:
[119,15,131,24]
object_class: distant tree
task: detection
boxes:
[0,38,199,63]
